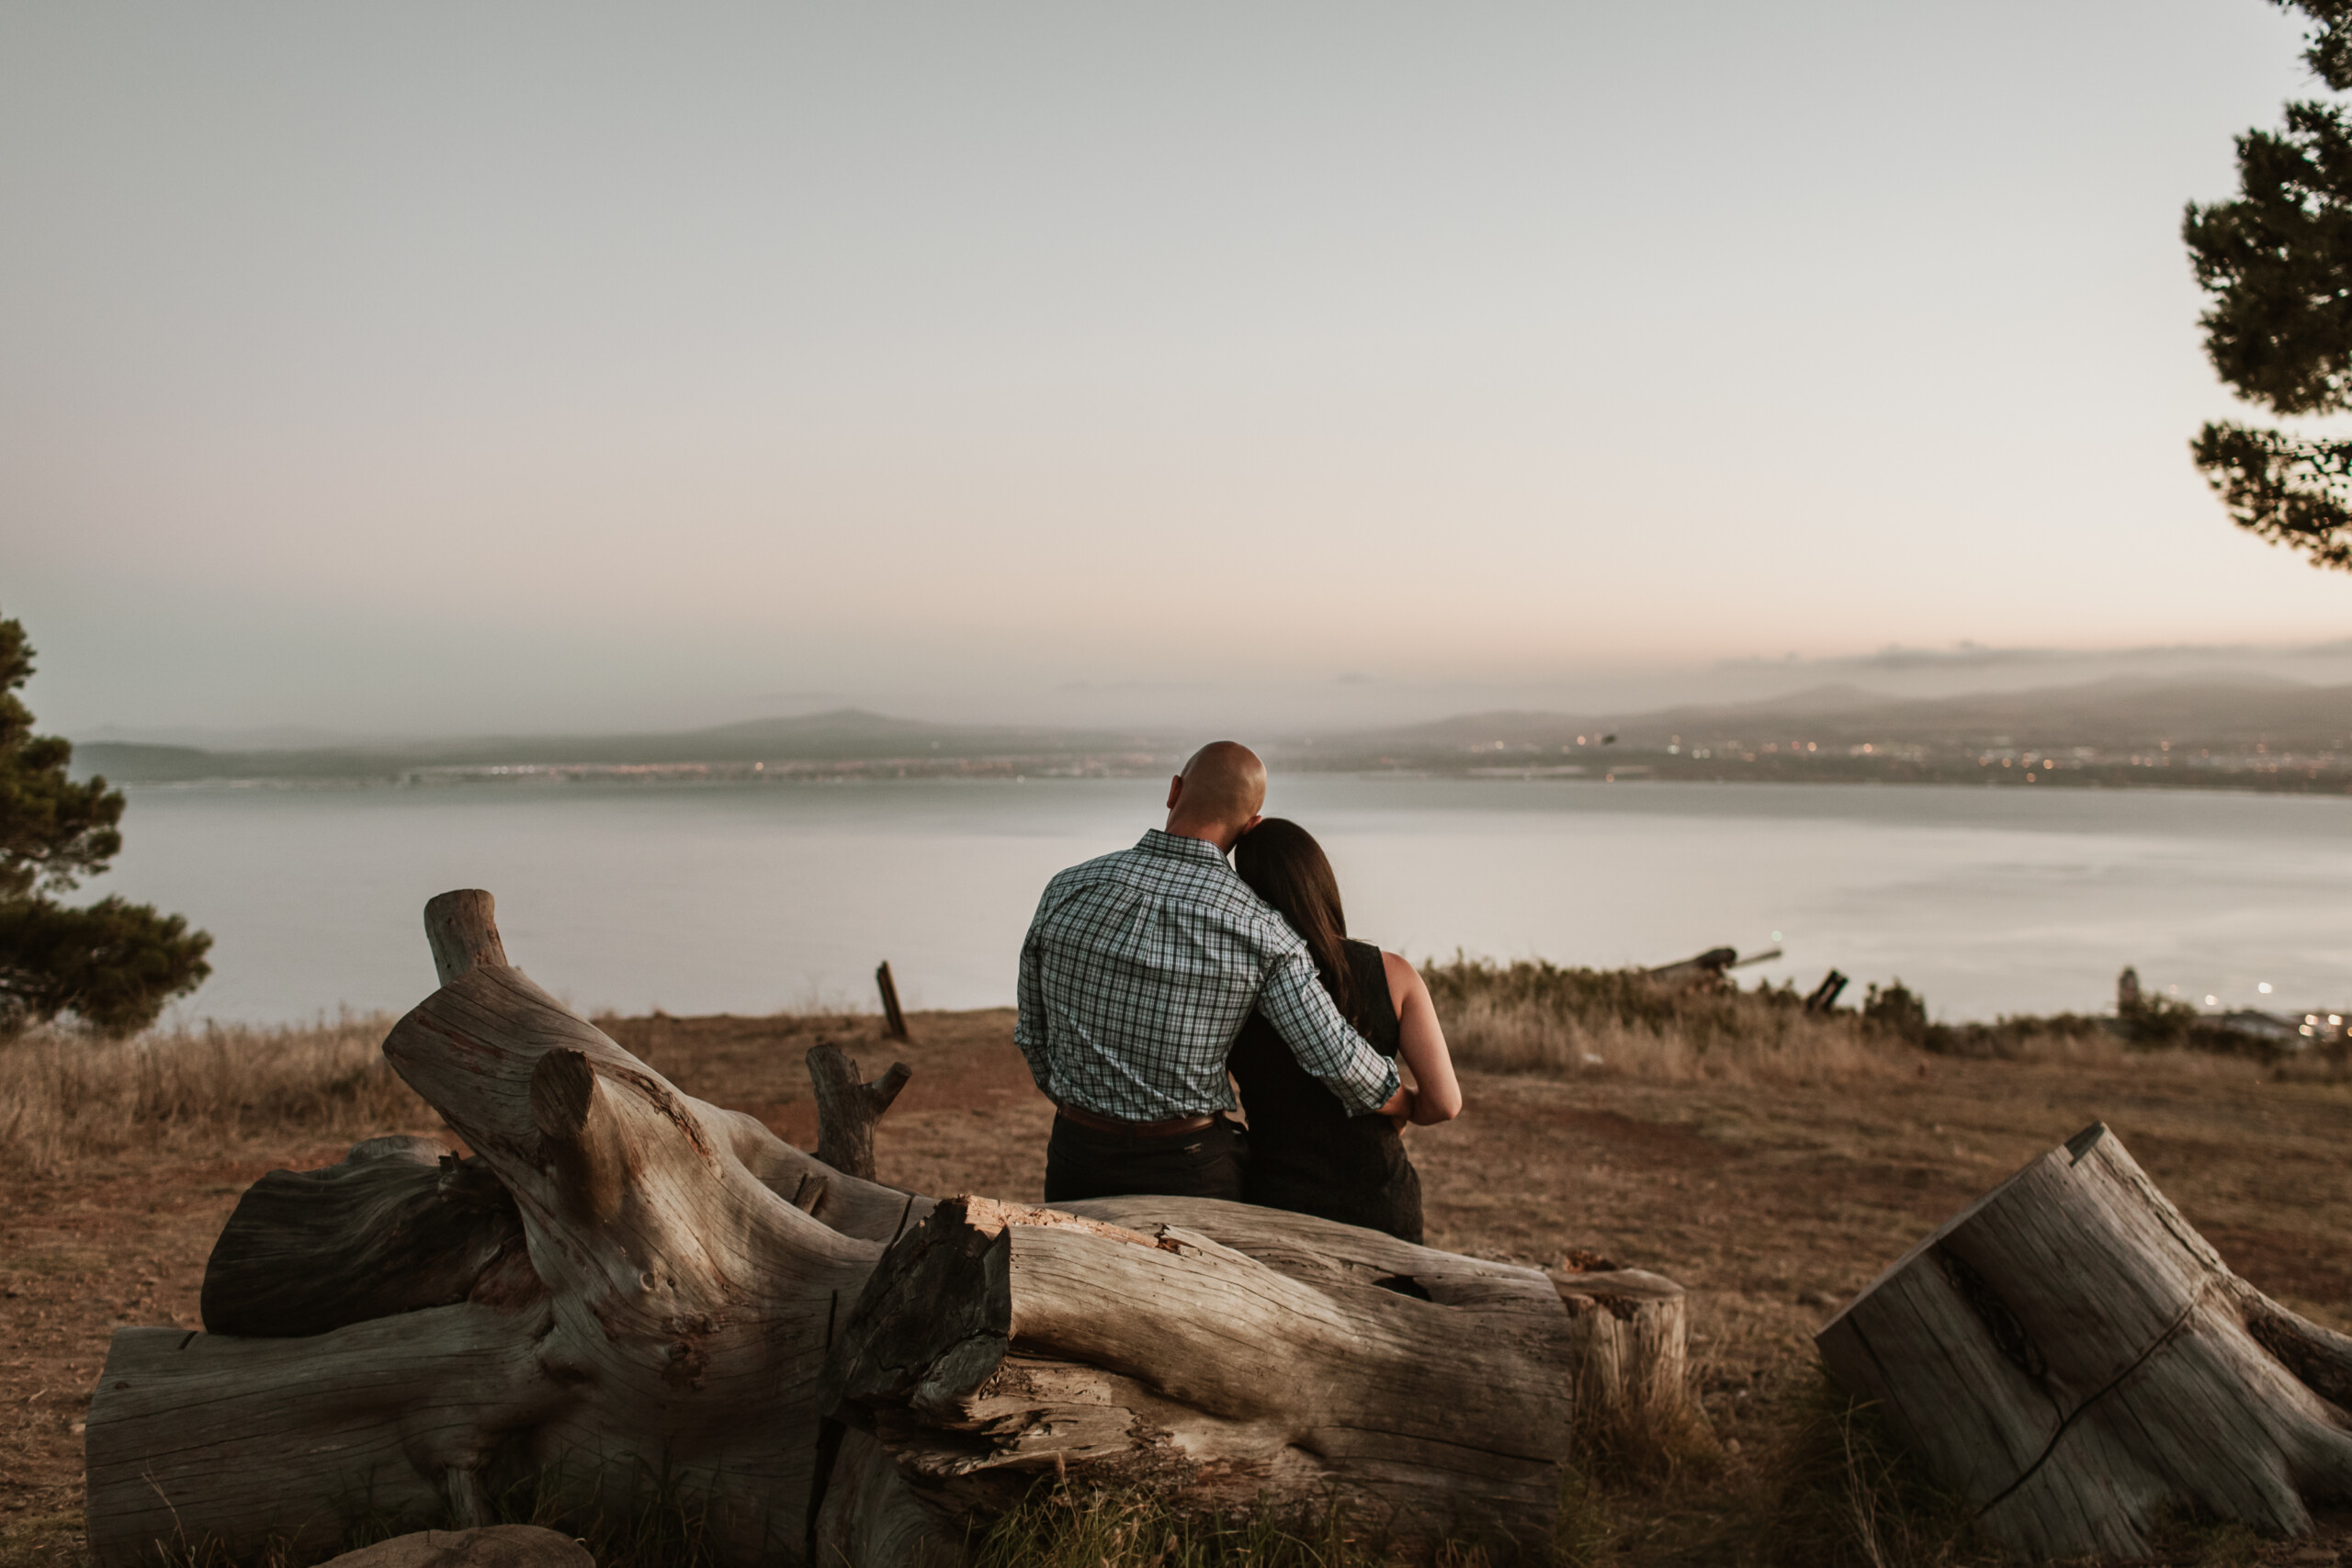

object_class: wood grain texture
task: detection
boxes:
[1551,1266,1693,1447]
[1818,1121,2352,1560]
[200,1135,526,1337]
[423,890,509,987]
[92,962,892,1567]
[828,1194,1577,1552]
[88,1304,559,1566]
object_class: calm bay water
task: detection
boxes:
[94,775,2352,1026]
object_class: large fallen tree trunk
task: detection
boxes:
[87,889,1689,1567]
[1817,1122,2352,1561]
[823,1194,1577,1556]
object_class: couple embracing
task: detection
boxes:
[1013,741,1462,1243]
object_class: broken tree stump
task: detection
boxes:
[1550,1264,1703,1463]
[807,1043,911,1182]
[87,888,1688,1568]
[1817,1122,2352,1561]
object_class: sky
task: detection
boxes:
[8,0,2352,739]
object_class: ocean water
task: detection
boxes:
[89,774,2352,1027]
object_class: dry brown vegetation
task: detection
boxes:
[1424,958,2137,1084]
[4,990,2350,1568]
[0,1016,424,1176]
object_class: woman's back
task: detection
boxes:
[1229,939,1424,1241]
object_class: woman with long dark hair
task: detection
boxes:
[1228,818,1462,1242]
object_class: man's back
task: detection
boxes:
[1014,741,1398,1204]
[1016,829,1396,1122]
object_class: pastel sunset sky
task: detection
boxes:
[7,1,2350,736]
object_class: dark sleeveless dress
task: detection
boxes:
[1228,939,1424,1243]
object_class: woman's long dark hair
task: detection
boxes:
[1233,818,1352,1016]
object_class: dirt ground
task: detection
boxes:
[5,1009,2350,1566]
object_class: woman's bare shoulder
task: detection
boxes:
[1381,950,1425,1009]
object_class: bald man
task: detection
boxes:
[1014,741,1406,1202]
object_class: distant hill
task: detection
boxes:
[1300,677,2352,758]
[74,681,2352,787]
[74,707,1162,783]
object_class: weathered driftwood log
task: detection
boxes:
[89,890,1683,1567]
[200,1135,527,1337]
[1644,946,1738,989]
[823,1193,1580,1555]
[808,1043,911,1181]
[1817,1122,2352,1561]
[90,958,912,1565]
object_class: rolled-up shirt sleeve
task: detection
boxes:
[1013,897,1055,1100]
[1257,946,1400,1115]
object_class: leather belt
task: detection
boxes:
[1053,1103,1216,1138]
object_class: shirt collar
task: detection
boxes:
[1137,828,1230,863]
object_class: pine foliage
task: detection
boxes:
[2184,1,2352,567]
[0,615,210,1036]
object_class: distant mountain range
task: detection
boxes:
[1314,675,2352,757]
[69,677,2352,784]
[74,708,1163,783]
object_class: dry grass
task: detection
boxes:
[1421,959,2128,1084]
[0,1015,426,1175]
[967,1484,1513,1568]
[7,1003,2352,1568]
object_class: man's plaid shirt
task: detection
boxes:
[1014,829,1400,1121]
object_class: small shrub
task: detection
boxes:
[1860,982,1930,1047]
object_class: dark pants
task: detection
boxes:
[1043,1112,1248,1203]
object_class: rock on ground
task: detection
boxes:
[317,1525,594,1568]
